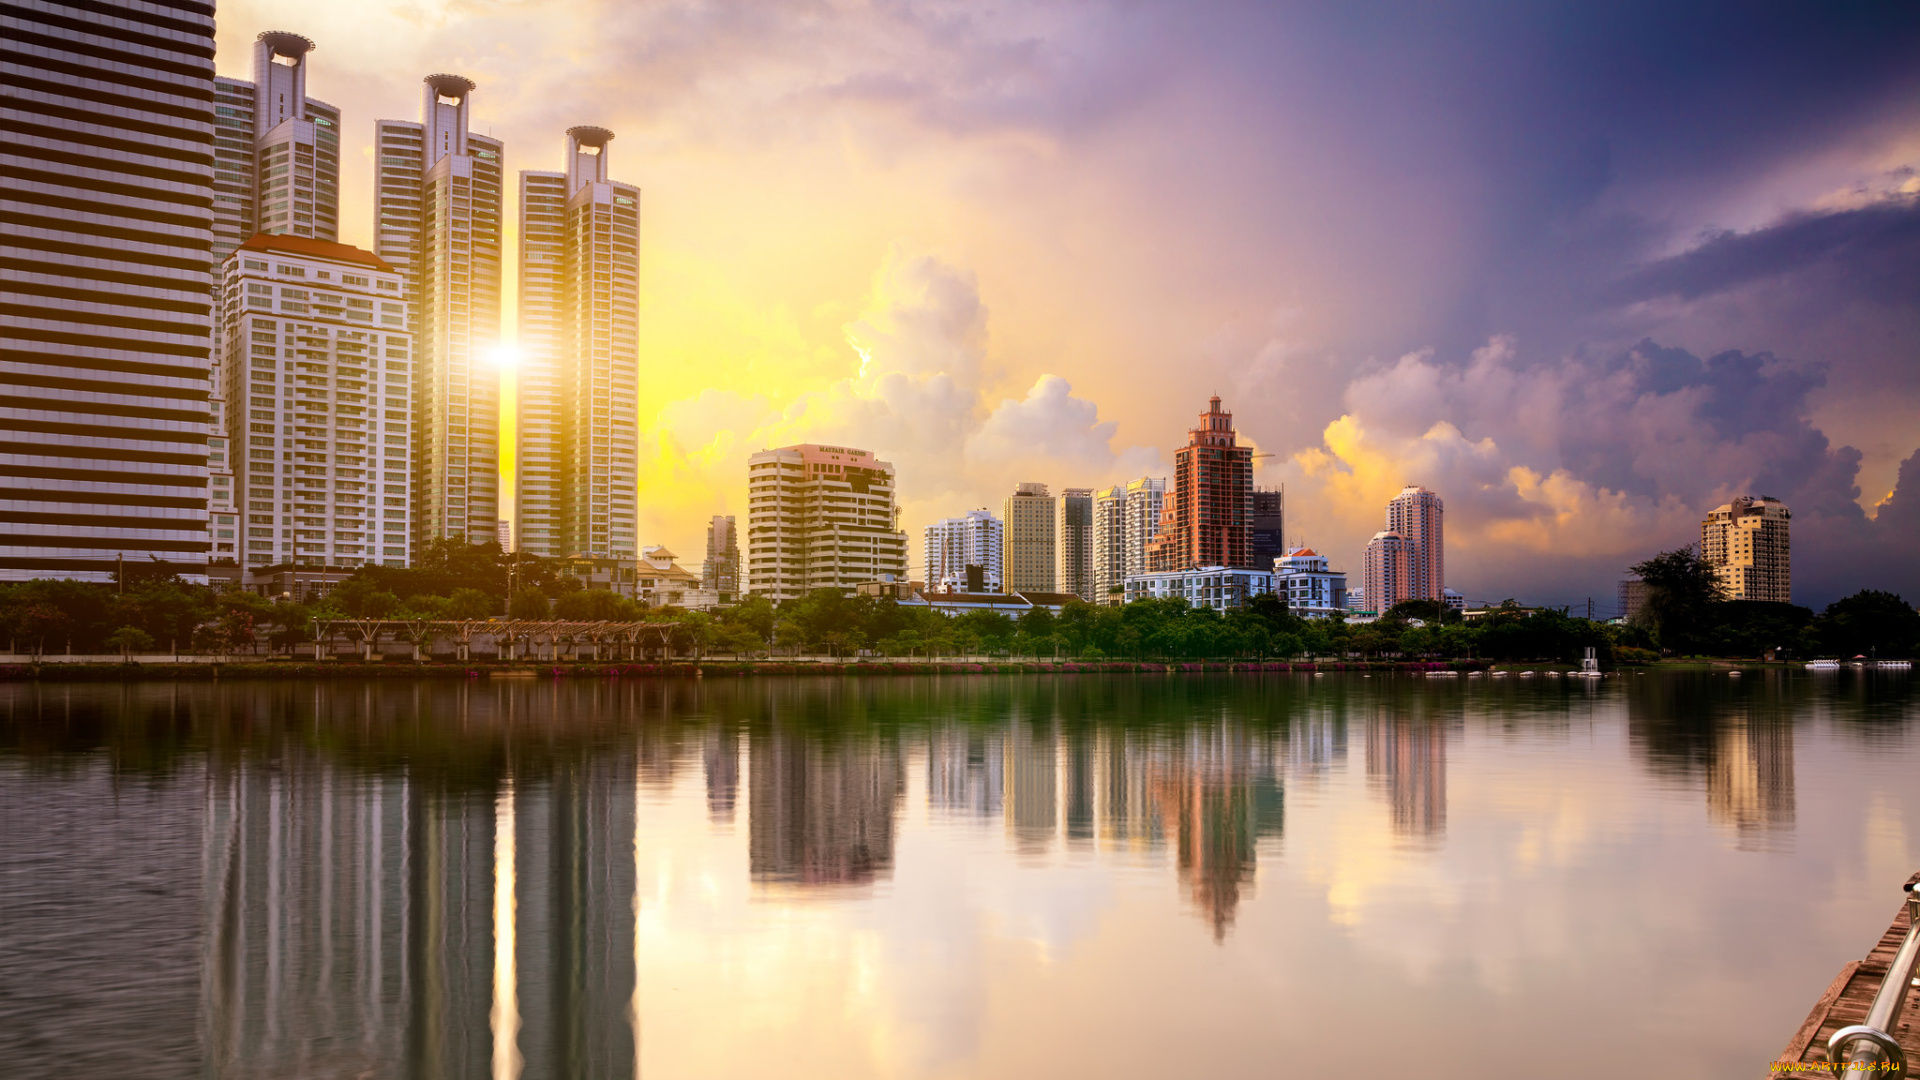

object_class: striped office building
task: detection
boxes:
[0,0,217,583]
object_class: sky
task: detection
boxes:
[215,0,1920,610]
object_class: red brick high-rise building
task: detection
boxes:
[1152,396,1254,571]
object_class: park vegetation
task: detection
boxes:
[0,542,1910,662]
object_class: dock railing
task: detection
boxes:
[1828,883,1920,1074]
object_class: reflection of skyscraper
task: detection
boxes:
[749,725,903,886]
[1095,728,1160,850]
[1146,725,1284,939]
[513,756,638,1078]
[2,759,205,1075]
[1286,711,1349,786]
[1064,730,1096,844]
[927,728,1004,819]
[1367,718,1448,839]
[705,728,740,823]
[1707,717,1795,849]
[1006,722,1058,852]
[201,765,473,1077]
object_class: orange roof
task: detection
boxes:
[1290,547,1318,557]
[236,232,396,273]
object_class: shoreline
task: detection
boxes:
[0,659,1511,681]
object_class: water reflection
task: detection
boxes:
[1368,713,1451,842]
[749,718,903,888]
[0,672,1914,1078]
[1707,717,1795,850]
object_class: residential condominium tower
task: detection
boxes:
[1362,530,1409,615]
[745,444,907,601]
[0,0,218,582]
[1701,495,1790,602]
[373,75,504,550]
[1092,477,1165,604]
[1383,484,1444,603]
[1164,396,1254,571]
[220,235,413,569]
[1056,488,1094,602]
[517,127,640,559]
[926,509,1004,594]
[1003,482,1054,594]
[210,32,341,269]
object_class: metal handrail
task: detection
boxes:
[1829,884,1920,1075]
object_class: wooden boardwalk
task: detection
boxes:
[1774,872,1920,1075]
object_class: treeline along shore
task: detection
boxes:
[2,542,1913,671]
[0,659,1498,682]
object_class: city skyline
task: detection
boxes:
[2,6,1911,606]
[192,0,1920,610]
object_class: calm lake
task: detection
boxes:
[1,671,1915,1078]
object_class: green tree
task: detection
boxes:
[331,579,400,618]
[1629,547,1724,653]
[508,589,551,619]
[1814,591,1920,659]
[445,587,496,621]
[267,601,314,650]
[721,596,777,643]
[554,589,642,621]
[104,625,154,656]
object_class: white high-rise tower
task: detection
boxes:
[373,76,505,551]
[516,127,640,559]
[210,32,342,268]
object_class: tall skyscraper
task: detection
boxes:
[220,236,414,569]
[1162,396,1253,570]
[517,128,640,559]
[1250,487,1285,568]
[925,509,1004,594]
[1700,495,1790,603]
[1003,482,1055,594]
[374,76,504,551]
[1092,477,1165,604]
[210,32,341,269]
[0,0,217,582]
[1384,484,1444,603]
[745,444,907,601]
[1362,530,1408,615]
[704,515,740,600]
[1056,488,1095,602]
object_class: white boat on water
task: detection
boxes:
[1805,660,1841,670]
[1879,660,1912,670]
